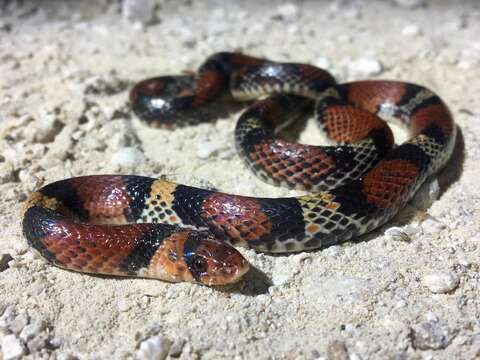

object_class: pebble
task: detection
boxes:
[271,259,292,286]
[18,170,41,192]
[323,245,342,258]
[343,7,361,19]
[195,141,222,159]
[9,314,29,335]
[49,336,64,349]
[1,334,27,360]
[415,179,440,207]
[0,306,15,330]
[0,162,16,184]
[384,226,412,242]
[316,56,332,70]
[425,311,439,323]
[48,123,75,161]
[137,336,172,360]
[422,271,459,294]
[411,321,458,350]
[30,109,62,143]
[346,57,383,77]
[122,0,157,25]
[111,147,145,167]
[290,252,311,264]
[273,3,299,22]
[117,299,130,312]
[326,340,349,360]
[26,332,49,352]
[338,34,352,44]
[0,253,13,271]
[169,338,186,358]
[402,24,421,37]
[447,16,467,31]
[421,217,446,234]
[19,320,45,342]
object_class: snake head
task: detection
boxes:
[183,232,249,286]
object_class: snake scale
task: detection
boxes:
[22,52,456,285]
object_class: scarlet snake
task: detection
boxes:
[22,52,456,285]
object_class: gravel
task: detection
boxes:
[411,321,458,350]
[402,24,422,37]
[0,253,13,272]
[111,146,145,167]
[1,334,26,360]
[137,336,172,360]
[1,1,479,359]
[345,57,383,77]
[121,0,157,26]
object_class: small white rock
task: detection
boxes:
[385,226,411,242]
[9,314,29,334]
[287,24,299,35]
[402,24,421,37]
[338,34,352,43]
[290,252,311,264]
[346,57,383,77]
[1,334,27,360]
[137,336,172,360]
[256,294,270,305]
[425,311,439,323]
[274,3,299,21]
[316,56,332,70]
[423,271,460,294]
[323,245,342,258]
[411,321,457,350]
[111,147,145,167]
[49,336,64,349]
[343,7,361,19]
[122,0,156,25]
[0,306,16,330]
[212,8,225,19]
[249,23,266,34]
[271,259,292,286]
[447,16,467,31]
[421,217,446,234]
[195,141,221,159]
[19,320,44,342]
[117,299,130,312]
[18,170,41,192]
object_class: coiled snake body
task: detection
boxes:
[22,52,456,285]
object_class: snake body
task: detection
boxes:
[22,52,456,285]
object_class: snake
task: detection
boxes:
[22,52,456,286]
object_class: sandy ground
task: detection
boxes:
[1,0,479,359]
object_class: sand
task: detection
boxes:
[0,0,479,359]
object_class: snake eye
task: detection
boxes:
[191,256,207,274]
[185,252,209,281]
